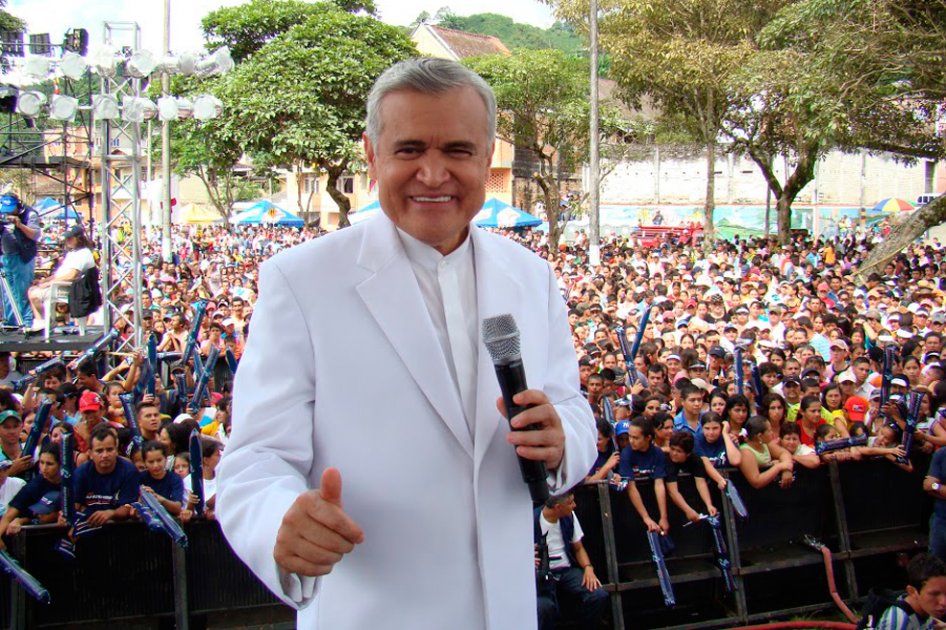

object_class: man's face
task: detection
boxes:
[854,362,870,384]
[913,576,946,620]
[553,495,577,518]
[0,419,21,446]
[138,405,161,433]
[90,435,119,474]
[927,335,942,353]
[364,86,494,255]
[684,393,703,416]
[587,377,603,399]
[579,364,592,385]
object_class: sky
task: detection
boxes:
[8,0,556,54]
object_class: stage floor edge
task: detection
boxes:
[0,325,107,353]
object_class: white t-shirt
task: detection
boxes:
[59,247,95,276]
[0,476,26,515]
[540,511,584,570]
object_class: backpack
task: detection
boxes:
[68,266,102,318]
[856,587,912,629]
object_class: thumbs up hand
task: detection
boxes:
[274,467,365,577]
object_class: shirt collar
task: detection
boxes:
[396,226,473,273]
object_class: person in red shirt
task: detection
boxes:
[798,395,828,447]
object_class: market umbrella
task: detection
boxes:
[872,198,915,213]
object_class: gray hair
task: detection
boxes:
[365,57,496,145]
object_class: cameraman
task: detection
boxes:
[0,193,40,327]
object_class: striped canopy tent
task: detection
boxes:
[872,198,915,213]
[231,200,304,226]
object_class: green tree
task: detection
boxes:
[756,0,945,272]
[465,48,625,249]
[0,0,24,38]
[722,0,945,245]
[554,0,788,247]
[222,4,415,225]
[202,0,377,62]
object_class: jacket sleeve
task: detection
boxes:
[215,260,319,609]
[540,263,597,494]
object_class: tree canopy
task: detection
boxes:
[466,48,625,248]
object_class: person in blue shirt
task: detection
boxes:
[674,383,705,437]
[72,425,139,527]
[0,443,64,550]
[139,441,184,517]
[695,412,742,469]
[619,417,669,533]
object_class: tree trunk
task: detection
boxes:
[703,140,716,251]
[856,196,946,281]
[324,164,352,227]
[776,196,792,246]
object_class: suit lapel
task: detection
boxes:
[355,215,473,458]
[472,228,525,466]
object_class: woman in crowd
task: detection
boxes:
[738,416,795,489]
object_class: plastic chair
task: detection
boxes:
[43,280,87,340]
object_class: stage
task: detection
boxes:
[0,325,106,354]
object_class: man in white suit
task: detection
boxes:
[217,57,597,630]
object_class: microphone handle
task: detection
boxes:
[493,358,550,504]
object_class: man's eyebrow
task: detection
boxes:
[443,140,477,152]
[392,140,427,150]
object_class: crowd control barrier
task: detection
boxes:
[1,456,931,629]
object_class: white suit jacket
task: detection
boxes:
[217,212,596,630]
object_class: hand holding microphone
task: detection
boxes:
[483,314,566,504]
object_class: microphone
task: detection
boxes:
[482,313,549,504]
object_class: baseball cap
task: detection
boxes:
[890,376,909,388]
[933,312,946,324]
[837,370,856,384]
[0,409,21,425]
[78,390,102,412]
[709,346,727,358]
[63,224,85,239]
[783,377,801,387]
[665,353,682,362]
[844,396,869,422]
[831,340,849,351]
[615,420,630,437]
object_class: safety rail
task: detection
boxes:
[1,455,931,629]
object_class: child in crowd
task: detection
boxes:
[139,441,185,517]
[695,412,741,469]
[778,422,820,469]
[738,416,794,489]
[665,431,726,524]
[619,417,669,533]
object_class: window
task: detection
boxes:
[303,175,318,195]
[338,176,354,194]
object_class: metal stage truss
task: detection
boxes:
[97,21,144,356]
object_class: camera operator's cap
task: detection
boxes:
[78,390,102,412]
[0,409,21,425]
[63,224,84,239]
[614,420,630,436]
[890,376,909,388]
[0,193,19,213]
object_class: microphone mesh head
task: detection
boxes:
[482,314,521,362]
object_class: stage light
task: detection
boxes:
[92,47,120,78]
[14,91,45,118]
[157,95,178,121]
[63,28,89,56]
[59,51,88,80]
[49,95,79,122]
[29,34,52,56]
[195,47,233,78]
[175,97,193,119]
[127,50,157,78]
[193,94,223,120]
[23,57,51,83]
[92,94,120,120]
[122,96,157,122]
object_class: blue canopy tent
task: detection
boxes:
[349,198,542,229]
[231,200,304,226]
[34,197,62,212]
[32,197,81,221]
[473,197,542,229]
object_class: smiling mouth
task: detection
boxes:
[410,195,454,203]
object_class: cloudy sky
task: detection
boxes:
[8,0,556,54]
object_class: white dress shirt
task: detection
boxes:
[398,227,479,436]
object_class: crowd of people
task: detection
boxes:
[0,211,944,619]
